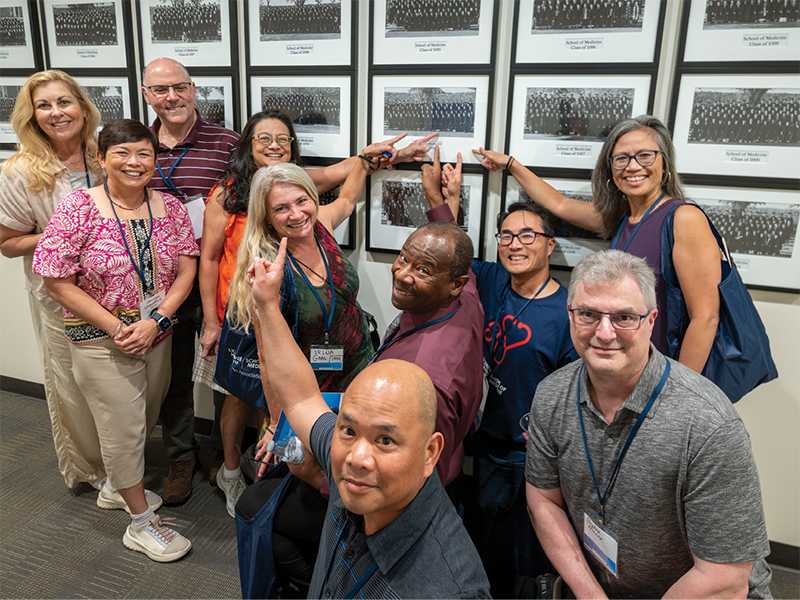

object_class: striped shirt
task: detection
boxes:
[149,109,239,202]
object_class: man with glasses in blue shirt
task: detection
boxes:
[525,249,772,598]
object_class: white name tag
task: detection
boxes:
[310,345,343,371]
[583,512,619,577]
[184,194,206,239]
[139,290,166,321]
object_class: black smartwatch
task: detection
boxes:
[151,312,173,333]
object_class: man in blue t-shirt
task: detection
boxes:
[422,148,578,598]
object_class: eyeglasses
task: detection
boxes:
[144,82,193,97]
[252,133,294,147]
[568,306,651,330]
[495,230,550,246]
[608,150,660,170]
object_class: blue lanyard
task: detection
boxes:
[288,238,335,343]
[81,152,91,189]
[319,515,378,599]
[577,360,670,523]
[155,146,189,198]
[105,183,155,293]
[488,276,551,366]
[609,193,665,252]
[372,301,460,363]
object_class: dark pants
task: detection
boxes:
[159,285,202,462]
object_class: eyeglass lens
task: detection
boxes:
[149,83,191,95]
[572,309,642,329]
[497,232,538,245]
[255,134,292,146]
[610,150,657,170]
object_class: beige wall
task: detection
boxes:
[2,0,798,548]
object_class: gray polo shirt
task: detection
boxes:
[525,347,772,599]
[309,412,490,599]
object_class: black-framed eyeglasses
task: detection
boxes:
[144,82,192,97]
[252,133,294,147]
[495,230,550,246]
[568,306,651,330]
[608,150,660,170]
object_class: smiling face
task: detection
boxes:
[390,230,459,315]
[32,81,86,148]
[497,210,555,279]
[251,118,292,168]
[142,59,196,129]
[266,182,317,242]
[610,128,664,204]
[98,139,156,194]
[569,277,656,382]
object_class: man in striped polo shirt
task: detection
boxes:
[142,57,239,505]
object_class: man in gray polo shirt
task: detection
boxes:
[247,239,490,599]
[525,249,772,599]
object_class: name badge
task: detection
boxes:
[139,290,166,321]
[310,345,343,371]
[183,194,206,240]
[583,512,619,577]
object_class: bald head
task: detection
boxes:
[142,58,190,86]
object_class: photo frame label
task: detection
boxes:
[415,40,447,54]
[734,258,750,272]
[555,144,592,157]
[174,47,200,58]
[286,43,314,56]
[724,150,769,164]
[298,136,315,150]
[742,34,789,48]
[565,38,604,51]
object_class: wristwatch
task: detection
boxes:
[151,312,173,333]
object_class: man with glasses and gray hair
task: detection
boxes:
[524,249,772,598]
[142,57,239,506]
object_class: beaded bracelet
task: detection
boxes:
[506,156,515,171]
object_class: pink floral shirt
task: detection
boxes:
[33,189,199,343]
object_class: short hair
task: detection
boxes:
[568,250,657,312]
[415,221,473,280]
[142,57,191,86]
[496,201,556,238]
[98,119,159,158]
[414,370,438,438]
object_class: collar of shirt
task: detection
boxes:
[151,108,204,151]
[397,296,460,334]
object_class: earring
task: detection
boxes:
[662,171,670,186]
[606,178,616,192]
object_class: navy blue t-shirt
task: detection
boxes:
[472,260,578,444]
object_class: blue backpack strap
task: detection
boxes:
[660,203,685,360]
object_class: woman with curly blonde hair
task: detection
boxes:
[0,70,106,489]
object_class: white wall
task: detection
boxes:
[2,0,798,548]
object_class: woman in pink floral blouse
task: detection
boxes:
[33,119,198,563]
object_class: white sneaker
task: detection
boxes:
[123,515,191,562]
[97,488,163,514]
[216,469,247,518]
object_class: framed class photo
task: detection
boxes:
[247,0,353,67]
[312,180,353,249]
[137,0,234,67]
[74,76,134,128]
[514,0,665,66]
[250,75,351,159]
[671,72,800,185]
[367,169,485,256]
[148,75,236,131]
[371,74,490,165]
[680,0,800,65]
[0,76,27,149]
[508,73,653,170]
[505,175,606,268]
[686,185,800,292]
[41,0,130,69]
[0,1,42,71]
[371,0,496,66]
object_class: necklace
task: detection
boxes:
[106,188,146,213]
[292,254,327,283]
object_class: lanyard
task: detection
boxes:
[372,302,460,363]
[155,146,189,198]
[288,238,335,343]
[105,183,155,293]
[609,193,665,252]
[577,360,670,523]
[319,516,378,600]
[81,152,91,189]
[488,276,551,365]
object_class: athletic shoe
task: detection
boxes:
[216,469,247,518]
[123,515,191,563]
[97,487,163,514]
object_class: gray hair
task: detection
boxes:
[568,250,657,312]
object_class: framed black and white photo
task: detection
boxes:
[137,0,234,67]
[514,0,665,65]
[307,179,353,248]
[75,76,133,128]
[686,185,800,292]
[508,73,652,170]
[247,0,353,67]
[671,72,800,185]
[1,1,42,71]
[371,74,490,165]
[505,175,606,267]
[367,169,485,255]
[250,75,351,159]
[371,0,496,65]
[680,0,800,65]
[148,75,235,131]
[0,77,27,149]
[41,0,130,68]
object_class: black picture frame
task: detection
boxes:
[370,0,498,67]
[145,72,239,132]
[0,0,45,73]
[73,74,137,127]
[0,75,28,149]
[246,0,355,68]
[512,0,667,68]
[136,0,238,69]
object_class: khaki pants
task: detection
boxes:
[70,336,172,490]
